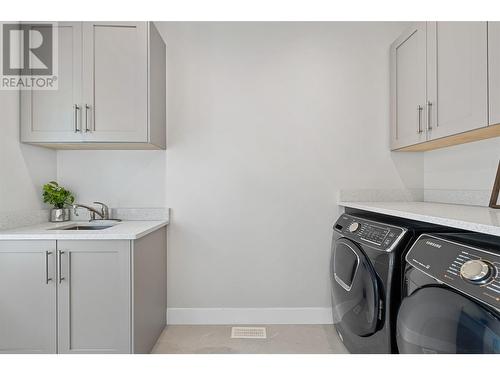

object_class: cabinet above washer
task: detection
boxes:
[390,22,500,152]
[20,22,166,150]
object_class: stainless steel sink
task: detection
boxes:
[63,225,112,230]
[51,225,113,231]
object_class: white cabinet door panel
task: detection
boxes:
[488,22,500,125]
[21,22,83,143]
[390,23,427,149]
[427,22,488,139]
[82,22,148,142]
[0,241,57,353]
[57,240,131,354]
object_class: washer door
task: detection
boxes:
[331,238,380,337]
[397,287,500,354]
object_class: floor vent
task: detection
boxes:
[231,327,267,339]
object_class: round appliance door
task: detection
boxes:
[331,238,380,337]
[397,286,500,354]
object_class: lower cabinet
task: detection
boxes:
[0,228,166,354]
[57,240,131,353]
[0,241,57,353]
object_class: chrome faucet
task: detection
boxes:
[72,202,110,221]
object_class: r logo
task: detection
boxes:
[2,23,53,76]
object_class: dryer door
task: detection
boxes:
[331,238,380,337]
[397,286,500,354]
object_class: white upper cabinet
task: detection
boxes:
[390,22,493,151]
[390,23,427,149]
[488,22,500,126]
[21,22,82,143]
[21,22,166,149]
[82,22,148,143]
[426,22,488,139]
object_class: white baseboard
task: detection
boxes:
[166,307,333,325]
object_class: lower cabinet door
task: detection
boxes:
[57,240,131,353]
[0,241,57,353]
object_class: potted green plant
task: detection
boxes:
[42,181,75,222]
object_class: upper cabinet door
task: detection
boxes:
[488,22,500,125]
[82,22,149,143]
[426,22,488,139]
[390,23,427,150]
[0,241,57,354]
[21,22,83,143]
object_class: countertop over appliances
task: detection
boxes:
[339,201,500,237]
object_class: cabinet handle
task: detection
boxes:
[58,250,65,283]
[45,251,53,284]
[85,104,91,132]
[417,105,423,134]
[74,104,81,133]
[427,101,432,130]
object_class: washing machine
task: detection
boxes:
[330,211,452,354]
[397,232,500,353]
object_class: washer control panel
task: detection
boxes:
[333,214,406,252]
[406,234,500,311]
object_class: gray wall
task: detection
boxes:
[424,137,500,206]
[0,91,56,213]
[154,22,421,311]
[56,150,166,208]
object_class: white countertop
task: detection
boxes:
[339,201,500,237]
[0,220,168,240]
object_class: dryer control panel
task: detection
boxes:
[406,234,500,311]
[333,214,406,252]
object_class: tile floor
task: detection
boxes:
[151,325,349,354]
